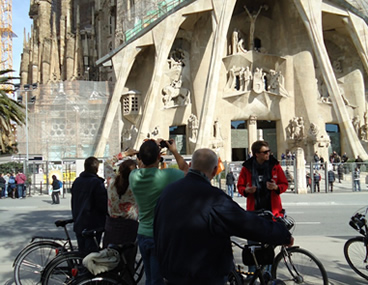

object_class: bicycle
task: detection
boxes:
[344,205,368,281]
[228,210,329,284]
[41,228,105,285]
[67,242,144,285]
[13,219,75,285]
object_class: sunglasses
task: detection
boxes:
[259,149,271,154]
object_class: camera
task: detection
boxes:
[159,140,172,148]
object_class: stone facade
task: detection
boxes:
[94,0,368,163]
[19,0,368,163]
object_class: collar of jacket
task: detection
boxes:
[242,155,279,170]
[188,169,211,183]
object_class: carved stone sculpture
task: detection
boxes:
[286,117,305,141]
[253,67,265,94]
[188,114,199,143]
[244,5,264,50]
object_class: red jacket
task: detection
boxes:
[237,156,288,217]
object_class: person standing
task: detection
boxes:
[15,171,26,199]
[129,139,188,285]
[225,171,236,198]
[51,175,61,204]
[313,170,321,192]
[0,174,5,198]
[3,173,9,198]
[237,140,288,218]
[353,167,361,192]
[103,157,139,279]
[71,156,107,257]
[314,151,320,170]
[355,155,363,169]
[154,148,293,284]
[327,169,335,192]
[8,173,16,198]
[337,164,344,183]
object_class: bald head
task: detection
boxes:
[191,149,218,179]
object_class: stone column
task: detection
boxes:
[248,115,258,148]
[295,147,307,194]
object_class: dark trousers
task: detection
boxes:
[52,190,60,204]
[76,231,102,257]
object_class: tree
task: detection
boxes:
[0,70,26,153]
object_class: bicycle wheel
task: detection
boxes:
[41,251,83,285]
[13,240,62,285]
[344,236,368,281]
[226,269,243,285]
[272,247,328,285]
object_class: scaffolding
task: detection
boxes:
[15,81,120,162]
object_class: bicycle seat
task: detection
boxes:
[55,219,74,227]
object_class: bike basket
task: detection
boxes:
[242,244,275,266]
[349,213,366,234]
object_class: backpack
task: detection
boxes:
[8,177,15,184]
[58,180,63,189]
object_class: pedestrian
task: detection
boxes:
[3,173,9,198]
[313,170,321,192]
[314,151,320,170]
[225,171,236,198]
[342,152,348,163]
[328,169,335,192]
[154,148,293,285]
[355,155,363,169]
[129,139,189,285]
[320,157,325,170]
[8,173,16,198]
[237,140,288,272]
[51,175,61,204]
[0,174,5,198]
[353,167,361,191]
[103,155,139,279]
[337,164,343,183]
[15,170,27,199]
[71,156,107,257]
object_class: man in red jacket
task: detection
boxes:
[237,140,288,217]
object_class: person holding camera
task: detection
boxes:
[129,139,188,285]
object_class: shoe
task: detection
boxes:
[19,197,23,199]
[51,202,55,205]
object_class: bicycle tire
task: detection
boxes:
[344,236,368,281]
[41,251,83,285]
[272,247,328,284]
[13,240,62,285]
[226,269,243,285]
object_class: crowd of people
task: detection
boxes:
[0,171,27,199]
[70,139,293,285]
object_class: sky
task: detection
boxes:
[12,0,33,80]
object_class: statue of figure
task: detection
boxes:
[244,5,264,50]
[286,117,305,140]
[253,67,265,93]
[188,114,199,143]
[151,126,160,138]
[309,123,319,138]
[352,116,360,135]
[214,119,222,139]
[231,29,239,54]
[364,111,368,126]
[243,66,252,91]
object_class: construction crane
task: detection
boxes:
[0,0,16,91]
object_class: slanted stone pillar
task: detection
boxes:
[295,147,308,194]
[248,115,258,148]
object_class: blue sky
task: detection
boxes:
[12,0,33,79]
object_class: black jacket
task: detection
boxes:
[154,170,291,285]
[71,171,107,234]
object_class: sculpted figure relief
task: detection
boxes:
[188,114,199,143]
[286,117,305,141]
[352,116,360,135]
[244,5,265,50]
[253,67,265,94]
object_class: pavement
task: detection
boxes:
[1,179,367,285]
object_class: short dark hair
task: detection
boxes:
[84,156,100,174]
[251,140,269,155]
[139,140,160,166]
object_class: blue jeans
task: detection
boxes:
[227,184,234,198]
[17,184,24,198]
[137,234,164,285]
[354,180,361,191]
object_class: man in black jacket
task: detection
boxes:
[71,156,107,256]
[154,148,293,285]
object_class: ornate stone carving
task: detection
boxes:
[352,115,360,135]
[188,114,199,143]
[231,29,247,55]
[253,67,265,94]
[147,126,160,139]
[244,5,266,50]
[286,117,305,141]
[163,49,191,108]
[249,115,257,125]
